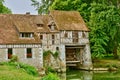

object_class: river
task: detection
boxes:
[58,69,120,80]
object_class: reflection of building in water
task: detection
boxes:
[82,71,93,80]
[66,70,93,80]
[58,73,66,80]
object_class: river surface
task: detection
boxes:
[58,70,120,80]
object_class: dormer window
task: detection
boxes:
[37,24,43,27]
[49,25,55,31]
[20,33,33,38]
[48,21,56,31]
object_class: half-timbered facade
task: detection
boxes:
[0,10,92,70]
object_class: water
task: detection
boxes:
[58,70,120,80]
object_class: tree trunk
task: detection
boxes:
[113,47,118,59]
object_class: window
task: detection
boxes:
[26,48,32,58]
[52,40,55,44]
[73,32,78,43]
[52,35,55,44]
[64,32,68,38]
[56,47,59,51]
[40,35,43,39]
[20,33,33,38]
[37,24,43,27]
[8,48,12,59]
[52,35,55,39]
[48,25,55,31]
[82,32,86,38]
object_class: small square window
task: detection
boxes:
[40,35,43,39]
[37,24,43,27]
[56,47,59,51]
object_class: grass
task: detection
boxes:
[0,62,40,80]
[93,57,120,69]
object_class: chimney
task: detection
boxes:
[26,12,30,15]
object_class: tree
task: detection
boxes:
[0,0,11,13]
[31,0,54,14]
[105,7,120,58]
[88,2,120,58]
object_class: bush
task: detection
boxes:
[41,73,60,80]
[10,55,18,62]
[18,63,39,76]
[53,51,59,59]
[43,50,52,59]
[45,66,55,73]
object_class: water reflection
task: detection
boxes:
[58,70,93,80]
[58,73,66,80]
[58,70,120,80]
[66,70,93,80]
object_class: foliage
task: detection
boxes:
[45,66,55,74]
[43,50,52,59]
[41,73,60,80]
[9,55,18,62]
[89,2,120,58]
[18,63,39,76]
[0,62,39,76]
[31,0,54,14]
[0,62,39,80]
[0,0,11,13]
[43,50,59,59]
[43,50,59,73]
[53,51,59,59]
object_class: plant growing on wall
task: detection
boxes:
[43,50,52,60]
[52,51,59,59]
[43,50,61,73]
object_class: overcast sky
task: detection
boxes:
[4,0,38,14]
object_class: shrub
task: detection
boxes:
[18,63,39,76]
[53,51,59,59]
[41,73,60,80]
[45,66,55,73]
[43,50,52,58]
[10,55,18,62]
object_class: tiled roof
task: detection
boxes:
[0,14,40,44]
[50,10,89,31]
[0,10,89,44]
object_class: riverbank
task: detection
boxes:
[0,62,40,80]
[93,58,120,71]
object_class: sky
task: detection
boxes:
[4,0,38,15]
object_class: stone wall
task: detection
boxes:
[0,44,43,68]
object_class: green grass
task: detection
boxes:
[93,58,120,69]
[0,62,40,80]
